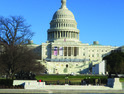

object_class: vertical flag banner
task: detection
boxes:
[59,47,63,56]
[64,38,66,42]
[54,47,58,56]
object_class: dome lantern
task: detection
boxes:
[61,0,67,9]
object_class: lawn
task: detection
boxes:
[35,75,109,85]
[120,78,124,82]
[35,74,108,82]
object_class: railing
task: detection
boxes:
[46,59,90,62]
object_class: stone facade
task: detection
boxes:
[27,0,119,74]
[31,0,118,74]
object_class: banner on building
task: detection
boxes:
[59,47,63,56]
[54,47,58,56]
[64,38,66,42]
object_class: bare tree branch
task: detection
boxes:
[0,16,44,79]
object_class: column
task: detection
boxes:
[60,31,61,38]
[71,32,72,38]
[62,47,65,58]
[67,47,68,57]
[73,47,75,56]
[57,31,58,39]
[75,32,76,38]
[67,31,68,38]
[58,47,59,55]
[71,32,73,38]
[76,33,78,39]
[64,31,65,37]
[62,31,64,38]
[63,31,64,38]
[73,32,74,38]
[72,32,74,38]
[67,32,68,38]
[56,24,57,28]
[77,47,79,56]
[71,47,72,56]
[65,31,67,38]
[58,31,59,38]
[55,32,56,39]
[68,47,71,56]
[70,32,71,39]
[68,31,70,38]
[71,32,72,39]
[61,31,62,38]
[74,32,75,38]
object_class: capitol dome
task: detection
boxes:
[47,0,80,42]
[52,8,75,20]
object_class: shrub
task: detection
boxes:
[0,79,13,86]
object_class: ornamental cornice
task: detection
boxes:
[47,28,80,32]
[51,19,77,24]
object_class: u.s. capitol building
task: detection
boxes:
[28,0,118,74]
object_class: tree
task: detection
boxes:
[103,52,124,74]
[0,16,45,79]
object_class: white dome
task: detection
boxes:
[50,0,77,29]
[52,8,75,20]
[47,0,80,42]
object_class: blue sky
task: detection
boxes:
[0,0,124,46]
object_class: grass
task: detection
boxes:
[36,74,124,82]
[0,74,123,83]
[120,78,124,82]
[35,74,108,82]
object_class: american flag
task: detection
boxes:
[54,47,58,56]
[64,38,66,42]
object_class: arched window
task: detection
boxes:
[66,64,68,68]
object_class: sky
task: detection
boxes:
[0,0,124,46]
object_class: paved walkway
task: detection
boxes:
[0,89,124,93]
[25,85,122,90]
